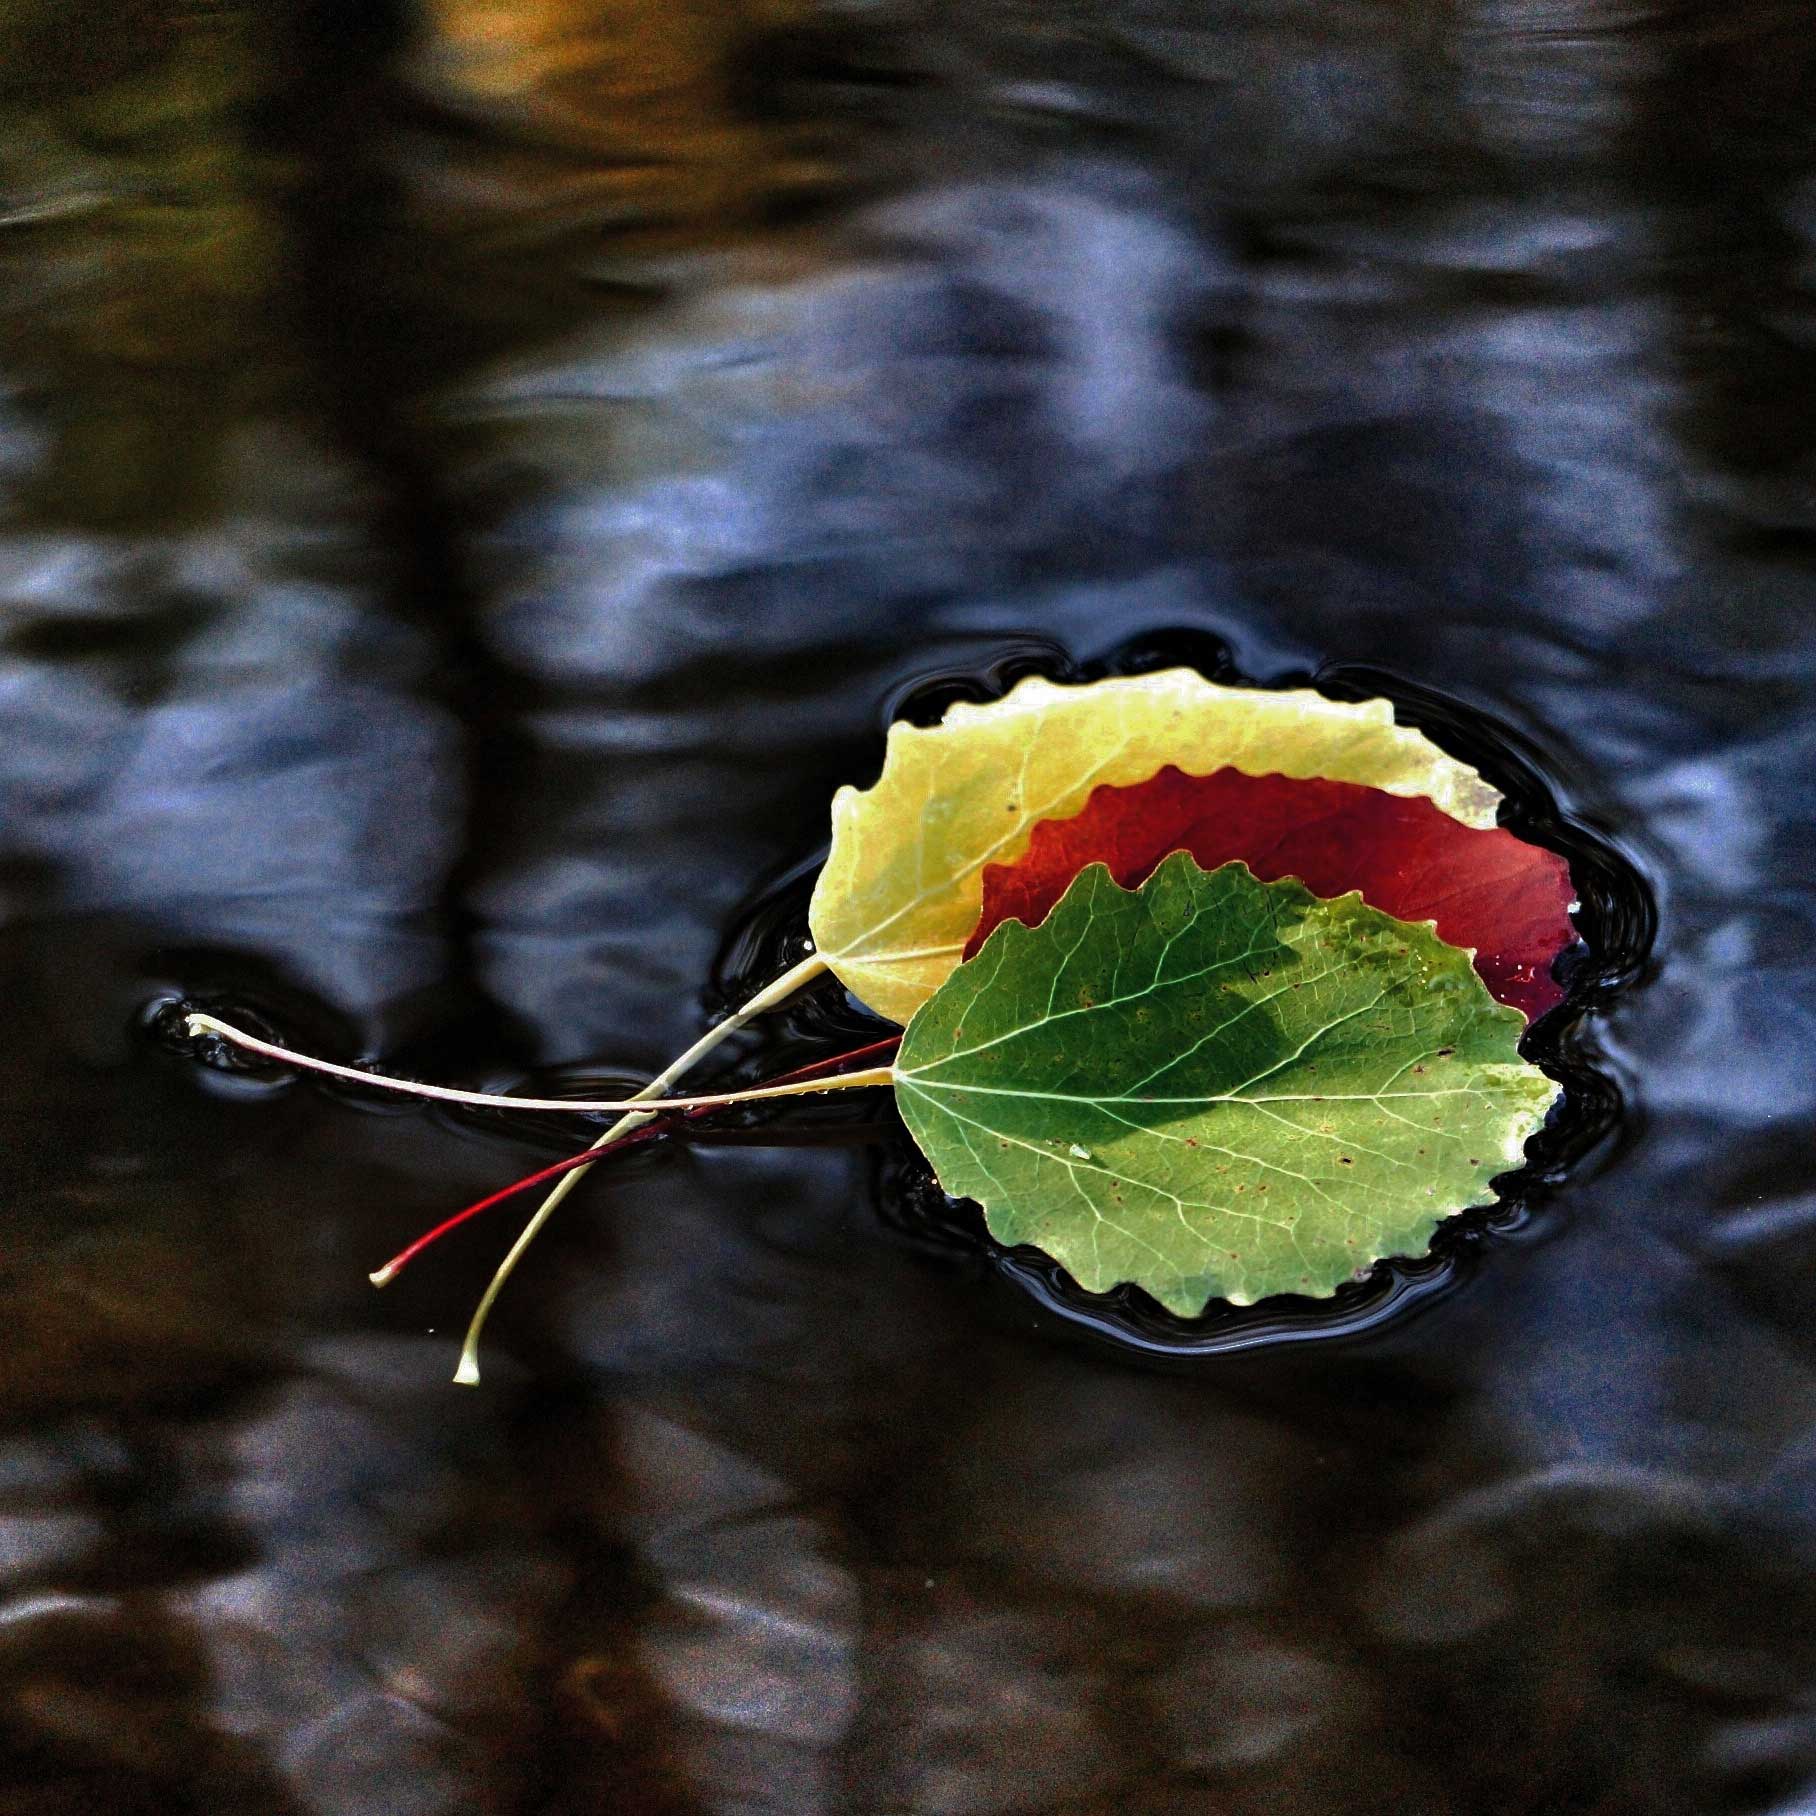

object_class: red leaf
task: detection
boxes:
[970,767,1576,1019]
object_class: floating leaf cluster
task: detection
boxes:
[187,670,1573,1379]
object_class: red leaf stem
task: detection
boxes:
[372,1032,901,1284]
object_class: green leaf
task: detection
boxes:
[807,669,1502,1026]
[893,854,1557,1316]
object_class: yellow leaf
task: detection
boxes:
[806,669,1501,1024]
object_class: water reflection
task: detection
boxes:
[3,0,1816,1811]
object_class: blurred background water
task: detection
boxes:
[3,2,1815,1812]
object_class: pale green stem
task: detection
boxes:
[451,951,833,1384]
[187,956,864,1383]
[182,1002,878,1116]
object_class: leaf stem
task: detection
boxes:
[185,1009,890,1115]
[370,1146,619,1287]
[453,951,834,1384]
[368,1034,902,1287]
[185,954,896,1383]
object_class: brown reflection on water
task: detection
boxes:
[411,0,838,249]
[0,3,280,526]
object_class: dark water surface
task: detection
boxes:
[4,4,1816,1812]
